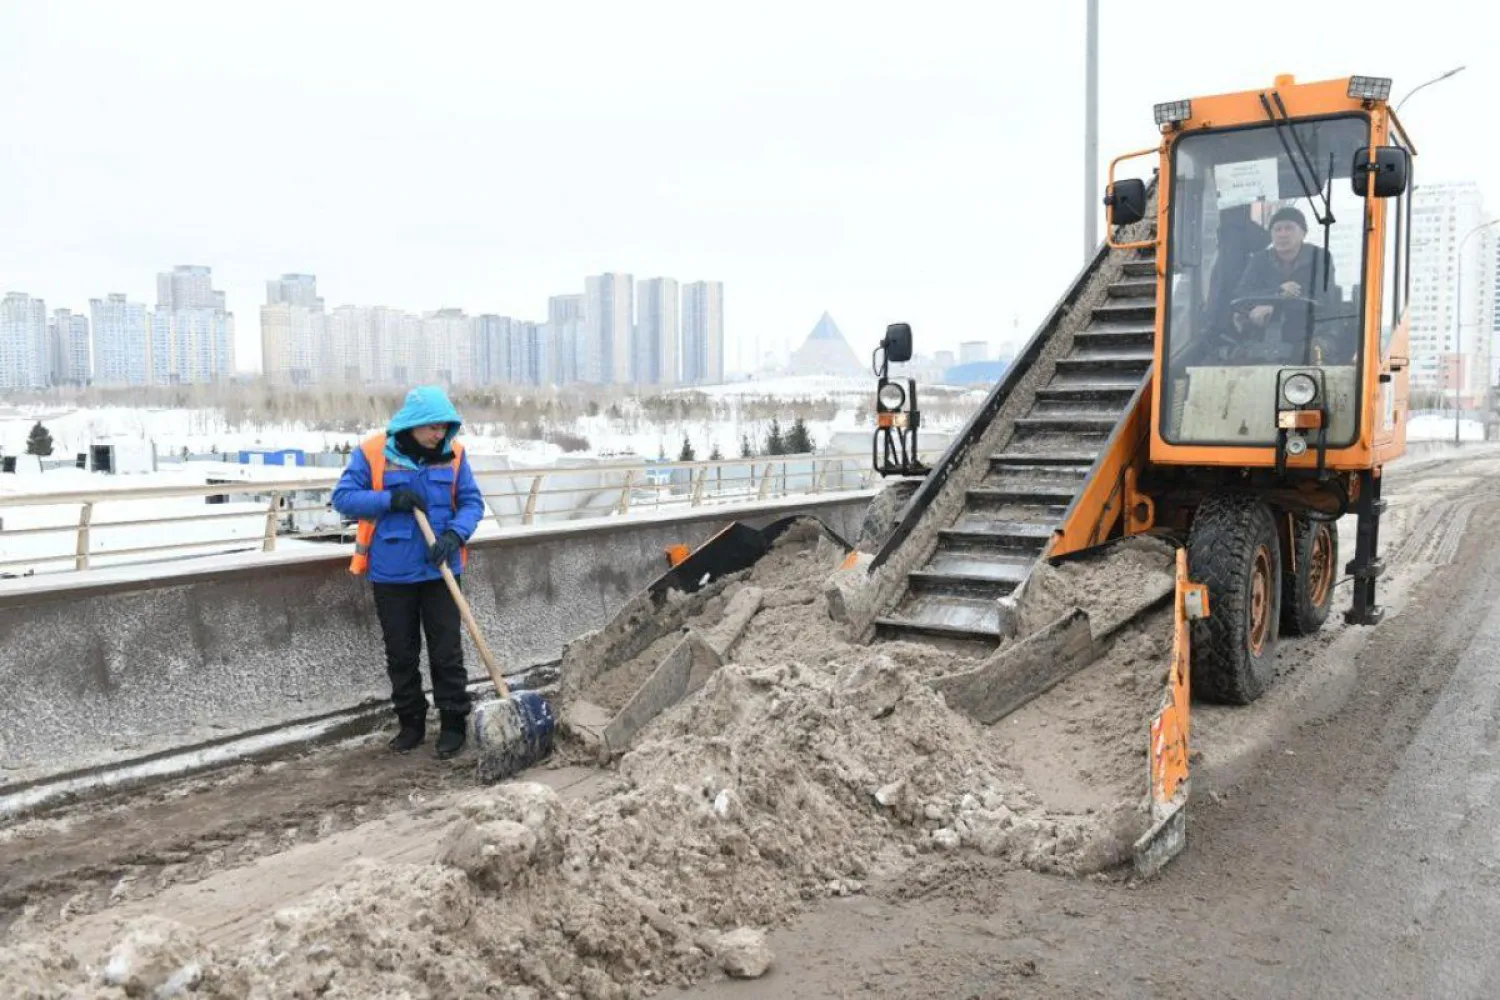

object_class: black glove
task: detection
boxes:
[427,529,463,566]
[389,487,427,513]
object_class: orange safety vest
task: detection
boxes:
[349,433,468,576]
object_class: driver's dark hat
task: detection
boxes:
[1270,206,1308,232]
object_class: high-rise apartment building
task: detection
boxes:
[548,294,586,385]
[1408,183,1495,407]
[584,273,633,384]
[417,308,473,386]
[261,274,332,386]
[90,294,150,386]
[681,280,724,385]
[635,278,679,386]
[49,308,91,385]
[154,265,234,382]
[0,292,47,390]
[266,274,321,309]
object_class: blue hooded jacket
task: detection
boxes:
[332,386,486,584]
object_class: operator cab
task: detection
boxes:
[1107,76,1412,475]
[1163,116,1369,451]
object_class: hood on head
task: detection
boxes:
[388,386,463,451]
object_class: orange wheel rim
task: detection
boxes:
[1249,545,1273,655]
[1307,526,1333,606]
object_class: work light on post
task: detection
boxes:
[871,323,926,478]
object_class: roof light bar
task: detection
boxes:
[1153,99,1192,129]
[1348,76,1392,101]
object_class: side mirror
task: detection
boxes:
[1351,146,1409,199]
[882,323,913,364]
[1105,178,1147,226]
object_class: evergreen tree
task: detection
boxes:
[740,434,755,458]
[708,441,723,461]
[786,417,814,454]
[677,434,696,462]
[25,422,53,458]
[764,418,786,456]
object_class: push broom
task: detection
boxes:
[413,509,555,782]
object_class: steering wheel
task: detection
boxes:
[1229,293,1320,314]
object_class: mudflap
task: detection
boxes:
[1132,547,1207,878]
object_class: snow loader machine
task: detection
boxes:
[866,73,1413,872]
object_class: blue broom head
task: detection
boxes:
[474,690,556,784]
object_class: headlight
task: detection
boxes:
[877,382,906,411]
[1283,373,1318,407]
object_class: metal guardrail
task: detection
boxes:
[0,452,879,575]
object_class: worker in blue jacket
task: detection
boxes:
[333,386,486,759]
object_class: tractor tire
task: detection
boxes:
[1281,516,1338,636]
[1187,495,1282,705]
[856,479,920,553]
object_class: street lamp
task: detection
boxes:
[1452,218,1500,445]
[1083,0,1099,262]
[1396,66,1465,113]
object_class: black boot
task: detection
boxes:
[435,712,467,760]
[388,713,425,754]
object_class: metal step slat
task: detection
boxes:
[921,550,1033,582]
[1038,386,1140,407]
[1034,384,1139,403]
[874,612,1001,643]
[1106,278,1156,299]
[989,452,1099,468]
[1055,351,1154,370]
[906,570,1021,600]
[1090,302,1157,324]
[1000,430,1111,458]
[1012,413,1124,433]
[968,484,1078,506]
[1073,327,1154,349]
[944,519,1056,546]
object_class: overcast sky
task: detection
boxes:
[0,0,1491,375]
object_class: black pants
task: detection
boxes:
[371,578,472,720]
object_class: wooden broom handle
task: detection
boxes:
[412,508,510,698]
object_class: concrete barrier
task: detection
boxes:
[0,491,873,790]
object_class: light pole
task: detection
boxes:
[1396,66,1465,113]
[1452,218,1500,445]
[1083,0,1099,261]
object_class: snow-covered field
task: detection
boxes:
[1406,414,1486,442]
[0,376,978,467]
[0,377,943,577]
[9,382,1472,581]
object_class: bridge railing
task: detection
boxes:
[0,451,879,576]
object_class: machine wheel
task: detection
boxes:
[1187,495,1282,705]
[1280,516,1338,637]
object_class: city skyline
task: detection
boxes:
[9,5,1490,378]
[261,270,725,389]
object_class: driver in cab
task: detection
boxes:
[1231,205,1336,336]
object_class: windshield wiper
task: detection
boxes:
[1258,91,1338,359]
[1259,91,1335,228]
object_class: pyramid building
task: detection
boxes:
[787,311,865,376]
